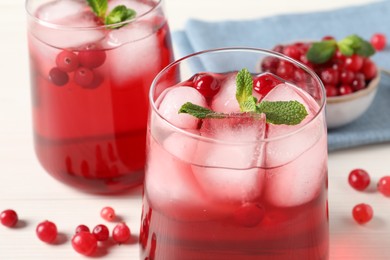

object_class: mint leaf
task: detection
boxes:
[105,5,136,29]
[257,100,308,125]
[87,0,108,19]
[355,40,375,57]
[178,102,227,119]
[240,96,258,112]
[306,40,337,64]
[236,68,254,111]
[337,34,375,57]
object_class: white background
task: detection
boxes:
[1,0,390,259]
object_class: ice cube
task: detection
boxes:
[146,138,228,221]
[158,86,207,129]
[264,135,328,207]
[261,83,327,207]
[191,114,266,203]
[162,131,199,163]
[32,0,105,49]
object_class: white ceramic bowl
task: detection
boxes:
[325,74,380,129]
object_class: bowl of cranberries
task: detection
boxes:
[264,34,384,128]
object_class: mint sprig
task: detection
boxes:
[178,69,308,125]
[307,34,375,64]
[86,0,136,29]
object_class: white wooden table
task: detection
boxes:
[1,0,389,259]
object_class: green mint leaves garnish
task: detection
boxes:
[86,0,136,29]
[307,34,375,64]
[178,69,308,125]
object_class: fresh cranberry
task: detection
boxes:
[72,231,98,256]
[348,169,370,191]
[325,85,339,97]
[56,50,79,72]
[36,220,57,243]
[272,44,284,53]
[74,67,94,87]
[49,67,69,86]
[333,49,347,63]
[101,206,116,221]
[361,59,377,80]
[253,73,282,96]
[293,69,306,82]
[92,224,109,241]
[276,61,294,79]
[352,203,373,224]
[377,176,390,197]
[344,54,364,72]
[112,222,131,244]
[351,73,366,91]
[75,225,90,234]
[283,45,301,60]
[78,50,106,69]
[322,35,335,41]
[192,73,221,98]
[261,56,279,73]
[234,203,265,227]
[339,85,353,95]
[320,68,339,85]
[340,69,355,85]
[0,209,18,227]
[370,33,387,51]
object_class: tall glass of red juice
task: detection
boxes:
[141,48,328,259]
[26,0,173,193]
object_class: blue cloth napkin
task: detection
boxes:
[172,1,390,151]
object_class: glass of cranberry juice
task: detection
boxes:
[141,48,328,259]
[26,0,173,193]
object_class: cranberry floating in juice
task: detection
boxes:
[26,0,173,193]
[141,49,328,259]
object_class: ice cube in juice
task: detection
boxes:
[26,0,174,193]
[141,70,328,259]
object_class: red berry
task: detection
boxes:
[49,67,69,86]
[339,85,353,95]
[234,203,265,227]
[261,56,279,73]
[348,169,370,191]
[320,68,339,85]
[0,209,18,227]
[344,54,364,72]
[377,176,390,197]
[56,50,79,72]
[78,50,106,69]
[325,85,339,97]
[253,73,282,97]
[192,73,221,98]
[333,49,347,63]
[100,206,116,221]
[361,59,377,80]
[340,69,354,85]
[322,35,335,41]
[74,67,94,87]
[276,61,294,79]
[92,224,109,241]
[72,231,98,256]
[112,222,131,244]
[272,44,284,53]
[283,45,301,60]
[36,220,57,243]
[352,203,373,224]
[75,225,90,234]
[351,73,366,91]
[370,33,387,51]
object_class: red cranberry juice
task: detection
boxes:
[141,70,328,259]
[27,1,173,193]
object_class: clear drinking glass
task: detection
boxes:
[26,0,173,193]
[141,48,328,259]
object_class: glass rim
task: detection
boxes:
[25,0,163,31]
[149,47,326,144]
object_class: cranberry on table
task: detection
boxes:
[377,176,390,197]
[192,73,221,98]
[36,220,58,243]
[49,67,69,86]
[72,231,98,256]
[56,50,79,72]
[100,206,116,221]
[92,224,109,242]
[352,203,373,224]
[370,33,387,51]
[348,169,371,191]
[112,222,131,244]
[75,224,90,234]
[0,209,18,227]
